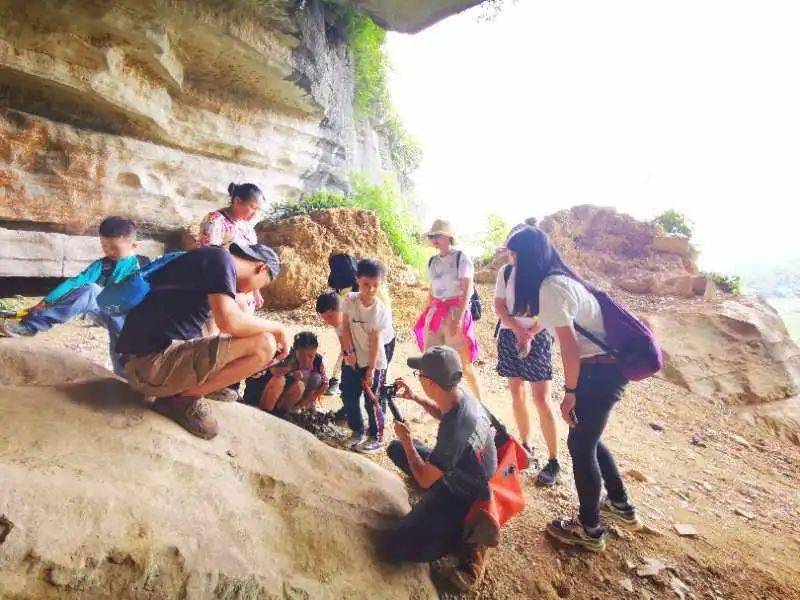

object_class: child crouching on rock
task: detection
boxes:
[243,331,328,416]
[340,258,395,454]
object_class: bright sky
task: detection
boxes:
[387,0,800,273]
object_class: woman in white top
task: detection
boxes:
[494,224,560,487]
[414,219,482,399]
[506,226,640,553]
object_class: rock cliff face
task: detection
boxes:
[0,0,465,278]
[0,341,436,598]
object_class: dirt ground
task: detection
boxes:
[7,290,800,600]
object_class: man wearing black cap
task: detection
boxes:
[384,345,497,591]
[117,243,289,439]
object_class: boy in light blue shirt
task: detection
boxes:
[0,216,149,376]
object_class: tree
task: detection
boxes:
[653,209,693,238]
[478,214,510,262]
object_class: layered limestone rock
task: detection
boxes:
[0,341,436,598]
[336,0,484,33]
[0,227,164,278]
[257,208,417,310]
[0,0,399,275]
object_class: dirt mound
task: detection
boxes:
[0,344,434,599]
[476,205,713,299]
[257,209,417,310]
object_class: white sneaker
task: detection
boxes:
[207,388,240,403]
[346,433,366,450]
[357,438,384,454]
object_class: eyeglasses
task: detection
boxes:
[412,370,430,380]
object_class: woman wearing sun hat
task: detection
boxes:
[413,219,482,399]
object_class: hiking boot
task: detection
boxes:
[346,432,366,450]
[207,387,239,403]
[152,396,218,440]
[546,518,607,552]
[325,377,341,396]
[449,545,489,592]
[357,438,384,454]
[600,496,642,531]
[536,459,561,487]
[0,319,34,338]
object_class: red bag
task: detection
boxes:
[463,436,527,546]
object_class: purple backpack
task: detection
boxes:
[574,290,663,381]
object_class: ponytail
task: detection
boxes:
[228,182,263,204]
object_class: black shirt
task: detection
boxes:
[116,247,237,356]
[429,390,498,499]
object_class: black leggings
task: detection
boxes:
[567,363,629,528]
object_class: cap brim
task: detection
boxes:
[406,356,424,370]
[230,242,260,262]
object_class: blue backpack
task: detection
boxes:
[97,252,185,316]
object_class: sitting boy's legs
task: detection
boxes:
[125,332,275,439]
[295,372,323,410]
[276,378,304,411]
[15,284,104,335]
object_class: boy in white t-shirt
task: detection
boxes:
[340,259,395,454]
[415,219,482,399]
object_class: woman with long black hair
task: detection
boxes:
[506,226,640,552]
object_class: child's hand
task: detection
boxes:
[344,352,357,368]
[364,367,375,387]
[394,378,414,400]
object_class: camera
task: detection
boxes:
[380,383,397,400]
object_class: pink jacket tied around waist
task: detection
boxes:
[413,297,479,363]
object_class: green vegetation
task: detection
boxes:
[330,5,422,177]
[653,209,694,238]
[477,214,510,262]
[268,175,430,272]
[703,271,743,294]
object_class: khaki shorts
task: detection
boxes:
[424,305,467,350]
[124,336,233,398]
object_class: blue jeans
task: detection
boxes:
[567,363,629,528]
[22,284,126,377]
[340,364,386,439]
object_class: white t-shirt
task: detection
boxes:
[494,265,537,330]
[342,292,394,369]
[428,250,474,300]
[538,275,607,358]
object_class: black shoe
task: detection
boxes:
[546,518,606,552]
[600,496,642,530]
[537,459,561,487]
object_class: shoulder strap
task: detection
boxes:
[573,322,614,355]
[456,250,462,271]
[428,254,435,269]
[503,264,513,284]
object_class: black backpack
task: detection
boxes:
[328,253,359,293]
[428,250,482,322]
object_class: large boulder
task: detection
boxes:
[0,342,435,599]
[646,298,800,405]
[257,209,416,310]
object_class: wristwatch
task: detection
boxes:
[563,386,577,394]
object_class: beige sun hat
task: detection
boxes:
[425,218,456,242]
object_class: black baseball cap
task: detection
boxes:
[230,243,281,279]
[407,346,463,390]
